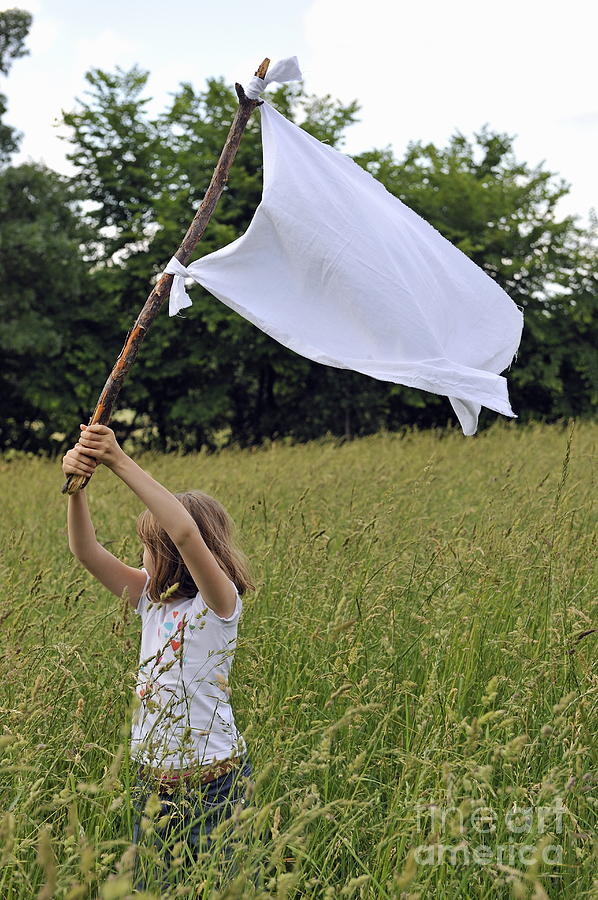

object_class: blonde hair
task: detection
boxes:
[136,490,254,605]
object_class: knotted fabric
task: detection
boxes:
[164,256,194,316]
[163,66,523,435]
[244,56,302,99]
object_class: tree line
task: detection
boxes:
[1,10,596,454]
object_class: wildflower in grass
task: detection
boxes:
[30,673,44,702]
[482,675,500,707]
[394,847,417,889]
[0,812,15,866]
[553,692,577,715]
[36,826,57,900]
[341,873,371,896]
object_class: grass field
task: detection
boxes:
[0,419,596,899]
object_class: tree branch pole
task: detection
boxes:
[61,58,270,495]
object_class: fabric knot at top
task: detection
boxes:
[244,56,303,99]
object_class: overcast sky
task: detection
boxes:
[4,0,597,227]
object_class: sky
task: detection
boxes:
[3,0,597,228]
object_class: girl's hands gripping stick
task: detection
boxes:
[62,426,99,479]
[75,423,128,471]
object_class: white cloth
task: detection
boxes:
[165,92,523,435]
[131,568,247,768]
[244,56,302,99]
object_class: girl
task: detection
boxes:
[62,423,255,891]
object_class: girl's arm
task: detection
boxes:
[76,424,237,619]
[62,445,148,607]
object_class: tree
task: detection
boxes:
[0,7,32,164]
[0,164,103,452]
[2,64,592,454]
[0,9,112,453]
[61,66,163,259]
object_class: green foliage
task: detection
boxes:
[61,67,163,256]
[0,7,31,74]
[0,53,596,452]
[0,423,597,895]
[0,164,109,451]
[0,7,32,164]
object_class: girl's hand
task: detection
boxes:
[76,423,128,471]
[62,444,98,479]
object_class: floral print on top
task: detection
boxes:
[131,568,247,769]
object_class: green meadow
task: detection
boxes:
[0,419,596,899]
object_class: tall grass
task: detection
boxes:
[0,419,596,898]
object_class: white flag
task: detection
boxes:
[165,61,523,436]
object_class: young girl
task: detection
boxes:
[62,423,255,891]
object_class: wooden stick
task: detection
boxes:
[62,58,270,495]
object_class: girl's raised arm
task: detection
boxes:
[76,424,237,619]
[63,444,147,607]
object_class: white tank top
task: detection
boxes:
[131,567,247,768]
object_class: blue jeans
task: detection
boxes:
[131,754,254,893]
